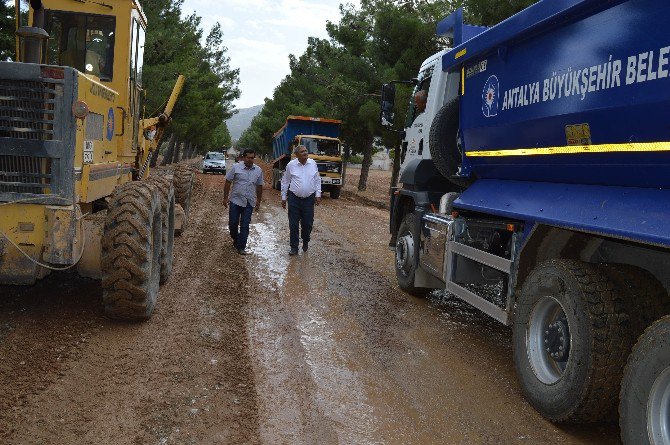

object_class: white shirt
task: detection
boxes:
[281,158,321,200]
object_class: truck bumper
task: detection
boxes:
[320,175,342,186]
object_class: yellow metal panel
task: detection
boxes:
[80,164,91,202]
[309,154,343,162]
[0,204,49,284]
[88,175,121,202]
[466,141,670,157]
[0,204,47,248]
[461,67,465,95]
[77,213,105,279]
[44,206,79,265]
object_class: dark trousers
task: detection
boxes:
[287,192,315,250]
[229,202,253,250]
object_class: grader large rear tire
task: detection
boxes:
[148,175,175,284]
[173,165,194,235]
[101,181,162,321]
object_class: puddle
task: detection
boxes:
[246,218,288,290]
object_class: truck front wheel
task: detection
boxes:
[513,260,630,422]
[620,316,670,445]
[330,186,341,199]
[395,214,428,297]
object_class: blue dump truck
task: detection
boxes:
[271,116,344,199]
[380,0,670,441]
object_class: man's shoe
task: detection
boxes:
[289,249,299,256]
[238,249,250,255]
[302,242,308,252]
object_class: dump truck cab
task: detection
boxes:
[271,116,345,199]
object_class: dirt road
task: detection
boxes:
[0,170,620,444]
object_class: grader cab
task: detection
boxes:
[0,0,193,320]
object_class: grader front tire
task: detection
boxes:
[101,182,162,321]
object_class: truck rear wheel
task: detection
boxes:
[395,214,428,297]
[173,165,194,234]
[429,99,472,188]
[601,264,670,337]
[620,316,670,445]
[148,175,175,284]
[330,186,341,199]
[101,182,162,320]
[512,260,630,422]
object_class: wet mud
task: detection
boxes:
[0,168,620,444]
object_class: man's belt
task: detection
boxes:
[289,191,315,200]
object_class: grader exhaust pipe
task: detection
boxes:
[16,0,48,64]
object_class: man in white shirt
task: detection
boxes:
[281,145,321,255]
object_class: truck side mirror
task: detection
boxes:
[380,83,396,128]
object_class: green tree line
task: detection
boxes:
[0,0,238,159]
[237,0,535,190]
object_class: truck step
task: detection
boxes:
[445,242,513,325]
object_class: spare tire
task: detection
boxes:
[429,99,472,188]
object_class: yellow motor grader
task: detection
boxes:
[0,0,194,320]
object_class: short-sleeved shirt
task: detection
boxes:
[225,162,264,207]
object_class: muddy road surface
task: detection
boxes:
[0,170,620,444]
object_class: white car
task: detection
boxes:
[202,152,226,174]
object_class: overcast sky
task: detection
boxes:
[181,0,360,109]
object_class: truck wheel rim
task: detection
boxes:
[396,233,414,277]
[648,366,670,445]
[526,296,571,385]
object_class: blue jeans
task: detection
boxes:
[287,192,314,250]
[229,202,253,250]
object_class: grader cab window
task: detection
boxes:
[45,11,116,81]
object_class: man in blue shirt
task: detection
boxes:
[223,148,264,255]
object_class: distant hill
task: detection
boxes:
[226,104,263,141]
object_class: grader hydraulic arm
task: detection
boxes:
[138,74,185,179]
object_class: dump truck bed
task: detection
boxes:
[447,0,670,188]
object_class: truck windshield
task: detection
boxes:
[44,11,116,81]
[301,138,340,156]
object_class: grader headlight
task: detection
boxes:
[72,100,89,120]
